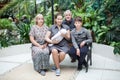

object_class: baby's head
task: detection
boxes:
[60,29,67,34]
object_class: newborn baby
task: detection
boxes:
[49,29,67,46]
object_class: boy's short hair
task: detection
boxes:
[74,16,82,22]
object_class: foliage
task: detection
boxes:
[0,0,23,18]
[0,18,19,48]
[0,19,31,48]
[17,22,31,44]
[113,43,120,55]
[14,0,35,20]
[0,19,13,29]
[0,30,9,48]
[57,0,74,11]
[71,0,120,54]
[0,0,120,55]
[44,13,52,27]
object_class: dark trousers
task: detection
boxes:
[69,45,88,66]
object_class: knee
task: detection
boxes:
[69,47,76,54]
[80,46,88,53]
[51,49,58,55]
[60,52,66,57]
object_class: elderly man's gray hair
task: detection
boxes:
[64,10,72,16]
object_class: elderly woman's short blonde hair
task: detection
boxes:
[64,10,72,16]
[35,14,44,25]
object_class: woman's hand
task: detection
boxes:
[38,45,44,49]
[42,43,47,49]
[51,39,59,44]
[61,33,66,38]
[76,48,80,57]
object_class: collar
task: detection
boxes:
[75,27,85,34]
[65,18,73,23]
[54,24,64,29]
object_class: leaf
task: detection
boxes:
[114,47,120,55]
[98,32,106,37]
[83,23,91,27]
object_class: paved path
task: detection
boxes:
[0,54,78,80]
[76,54,120,80]
[0,51,120,80]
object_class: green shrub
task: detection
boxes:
[0,19,13,30]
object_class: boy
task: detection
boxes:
[69,16,92,70]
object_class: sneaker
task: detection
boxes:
[56,69,60,76]
[40,70,46,76]
[51,66,56,71]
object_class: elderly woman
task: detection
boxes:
[45,13,70,76]
[29,14,50,76]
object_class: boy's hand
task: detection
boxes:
[80,41,85,47]
[76,49,80,57]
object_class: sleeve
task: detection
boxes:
[71,31,79,49]
[29,26,35,37]
[63,24,70,31]
[84,30,92,43]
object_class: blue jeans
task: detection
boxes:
[69,45,88,66]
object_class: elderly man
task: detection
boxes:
[62,10,75,31]
[62,10,76,62]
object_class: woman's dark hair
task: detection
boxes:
[54,12,62,24]
[54,12,62,19]
[74,16,82,22]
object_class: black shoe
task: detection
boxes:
[83,63,88,68]
[77,65,82,71]
[44,69,48,72]
[83,62,88,72]
[71,58,76,63]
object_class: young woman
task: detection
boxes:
[29,14,50,76]
[69,16,92,70]
[45,13,70,76]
